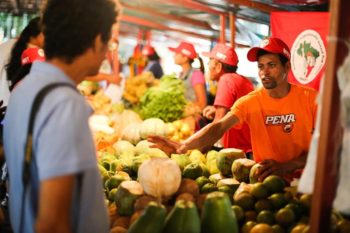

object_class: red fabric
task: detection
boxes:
[142,45,156,56]
[271,12,329,91]
[214,73,254,152]
[21,48,45,65]
[247,37,290,62]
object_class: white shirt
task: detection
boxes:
[0,39,16,105]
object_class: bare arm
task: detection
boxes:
[35,175,75,233]
[213,106,229,122]
[180,111,239,152]
[193,83,207,110]
[149,111,240,155]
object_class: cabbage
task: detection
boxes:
[139,74,187,122]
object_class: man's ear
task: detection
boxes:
[285,61,291,72]
[216,62,223,73]
[92,34,104,52]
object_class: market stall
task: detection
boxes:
[1,0,349,233]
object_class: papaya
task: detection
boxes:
[163,200,200,233]
[115,181,144,216]
[127,202,166,233]
[201,191,239,233]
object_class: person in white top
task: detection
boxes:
[0,39,16,106]
[5,17,44,93]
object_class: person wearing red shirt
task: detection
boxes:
[202,44,254,154]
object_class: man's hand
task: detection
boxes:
[202,105,216,120]
[147,135,183,155]
[256,156,306,182]
[0,100,6,122]
[256,159,289,182]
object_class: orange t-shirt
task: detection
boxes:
[231,84,317,163]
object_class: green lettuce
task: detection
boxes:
[139,74,186,122]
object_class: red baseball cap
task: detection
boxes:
[247,37,291,62]
[21,48,45,65]
[168,41,197,60]
[202,43,238,66]
[142,45,156,56]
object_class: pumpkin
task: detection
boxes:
[138,158,181,199]
[113,140,135,156]
[139,118,167,139]
[89,114,115,135]
[121,123,142,145]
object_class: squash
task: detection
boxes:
[113,140,135,157]
[138,158,181,199]
[121,123,142,145]
[139,118,167,139]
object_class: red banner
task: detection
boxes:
[271,12,329,90]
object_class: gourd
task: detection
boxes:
[113,140,135,156]
[138,158,181,199]
[121,123,142,145]
[139,118,167,139]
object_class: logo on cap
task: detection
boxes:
[291,29,326,84]
[260,39,270,48]
[215,52,227,60]
[181,49,191,57]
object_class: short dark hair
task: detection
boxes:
[6,17,42,85]
[42,0,117,63]
[221,62,238,73]
[257,50,289,65]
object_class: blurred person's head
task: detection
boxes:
[169,41,205,74]
[202,43,238,81]
[142,45,160,61]
[42,0,117,77]
[6,17,43,85]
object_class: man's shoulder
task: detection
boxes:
[220,73,252,85]
[291,83,318,98]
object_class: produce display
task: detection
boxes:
[78,74,350,233]
[96,144,350,233]
[123,71,159,106]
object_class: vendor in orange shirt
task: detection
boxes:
[149,37,318,182]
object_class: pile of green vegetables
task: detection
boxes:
[139,74,186,122]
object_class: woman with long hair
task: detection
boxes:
[6,17,44,91]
